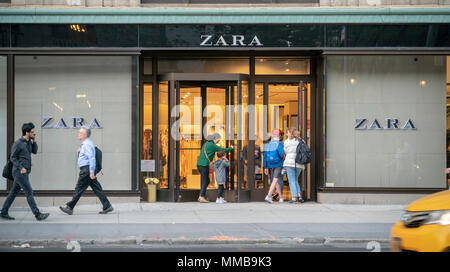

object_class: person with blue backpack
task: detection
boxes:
[264,129,285,204]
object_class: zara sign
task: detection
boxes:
[355,118,416,130]
[41,117,102,129]
[200,35,263,47]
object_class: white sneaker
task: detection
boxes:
[265,195,273,204]
[216,198,221,203]
[220,198,227,204]
[279,198,284,203]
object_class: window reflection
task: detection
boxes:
[256,58,310,75]
[158,58,249,74]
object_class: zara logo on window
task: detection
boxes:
[41,117,102,129]
[355,118,417,130]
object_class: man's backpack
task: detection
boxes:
[265,141,283,166]
[95,146,102,175]
[295,140,312,165]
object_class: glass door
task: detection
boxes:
[176,83,202,194]
[235,80,250,202]
[254,81,311,201]
[172,80,248,202]
[157,73,250,202]
[298,81,311,201]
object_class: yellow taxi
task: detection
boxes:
[391,190,450,252]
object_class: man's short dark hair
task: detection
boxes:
[22,122,35,136]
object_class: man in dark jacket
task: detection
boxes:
[0,123,50,221]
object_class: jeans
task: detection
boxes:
[198,165,210,197]
[217,184,224,198]
[66,166,111,210]
[285,166,303,198]
[1,170,40,216]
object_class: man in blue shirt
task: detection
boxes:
[60,126,113,215]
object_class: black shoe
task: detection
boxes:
[297,198,305,203]
[35,213,50,221]
[59,206,73,215]
[0,213,15,220]
[99,206,114,214]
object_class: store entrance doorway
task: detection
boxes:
[157,73,251,202]
[252,81,312,201]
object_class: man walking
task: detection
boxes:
[59,126,113,215]
[264,129,285,204]
[0,123,50,221]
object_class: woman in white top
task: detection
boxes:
[283,127,305,203]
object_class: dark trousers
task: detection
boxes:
[217,184,224,198]
[66,166,111,210]
[198,165,210,197]
[1,170,40,216]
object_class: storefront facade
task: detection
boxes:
[0,8,449,204]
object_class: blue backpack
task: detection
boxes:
[265,141,283,166]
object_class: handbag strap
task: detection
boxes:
[203,143,212,164]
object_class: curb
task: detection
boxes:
[0,237,390,248]
[324,238,390,244]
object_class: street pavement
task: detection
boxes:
[0,201,404,251]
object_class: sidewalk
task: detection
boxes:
[0,202,405,247]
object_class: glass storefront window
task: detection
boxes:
[205,86,227,191]
[256,58,310,75]
[254,83,265,189]
[179,85,202,190]
[241,82,249,190]
[14,56,135,190]
[0,56,6,190]
[268,84,299,134]
[301,82,311,199]
[158,58,249,74]
[159,81,169,189]
[325,55,447,188]
[143,84,153,161]
[143,84,153,189]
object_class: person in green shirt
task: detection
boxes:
[197,133,233,203]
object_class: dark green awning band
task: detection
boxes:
[0,7,449,24]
